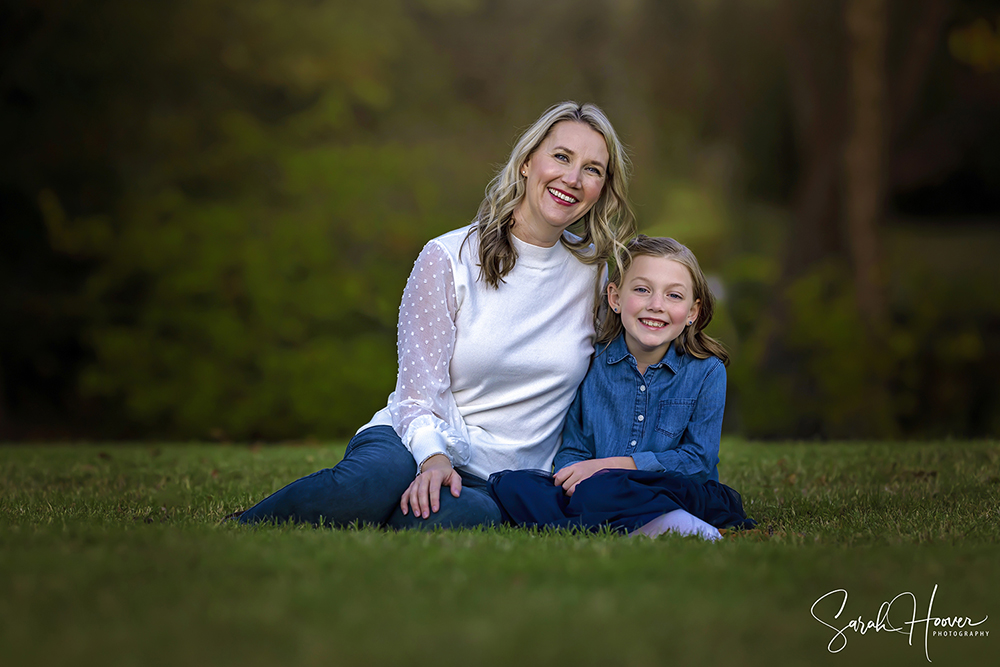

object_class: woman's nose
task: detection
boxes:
[561,166,582,187]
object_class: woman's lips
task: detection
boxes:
[547,187,578,206]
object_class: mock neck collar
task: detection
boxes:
[509,231,569,268]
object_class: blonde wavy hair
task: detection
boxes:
[598,235,730,366]
[467,102,635,288]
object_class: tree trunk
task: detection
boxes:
[844,0,889,329]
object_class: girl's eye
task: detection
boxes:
[634,287,649,294]
[669,293,683,300]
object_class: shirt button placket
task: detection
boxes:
[631,374,648,452]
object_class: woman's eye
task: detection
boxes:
[586,166,603,176]
[554,153,569,162]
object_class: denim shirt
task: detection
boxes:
[553,333,726,483]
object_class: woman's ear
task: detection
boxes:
[607,283,621,313]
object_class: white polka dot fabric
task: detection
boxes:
[389,240,470,469]
[359,225,601,479]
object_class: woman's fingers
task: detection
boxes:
[403,474,430,517]
[415,473,434,518]
[399,459,461,518]
[447,470,463,498]
[400,483,411,514]
[400,468,458,518]
[427,471,442,515]
[402,478,421,516]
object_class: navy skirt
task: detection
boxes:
[489,468,756,533]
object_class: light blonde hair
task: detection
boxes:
[599,235,729,366]
[467,102,635,288]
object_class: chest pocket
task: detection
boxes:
[655,399,697,438]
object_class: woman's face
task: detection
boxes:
[513,121,609,246]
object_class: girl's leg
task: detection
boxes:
[238,426,416,527]
[386,470,502,530]
[629,509,723,541]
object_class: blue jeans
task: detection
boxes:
[238,426,501,530]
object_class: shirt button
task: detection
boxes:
[640,385,646,392]
[630,440,637,447]
[637,415,644,422]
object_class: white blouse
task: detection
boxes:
[359,225,601,480]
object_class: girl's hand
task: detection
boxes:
[400,454,462,519]
[553,457,637,496]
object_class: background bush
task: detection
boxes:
[2,0,998,440]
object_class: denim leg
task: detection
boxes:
[238,426,416,527]
[386,470,502,530]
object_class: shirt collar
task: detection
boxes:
[602,333,689,374]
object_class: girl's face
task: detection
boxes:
[512,121,608,247]
[608,255,700,367]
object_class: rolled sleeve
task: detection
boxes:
[631,451,665,472]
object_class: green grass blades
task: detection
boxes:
[1,441,997,667]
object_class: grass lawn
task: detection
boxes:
[1,439,997,667]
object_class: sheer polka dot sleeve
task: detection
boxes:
[387,240,471,469]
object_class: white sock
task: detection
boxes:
[629,509,723,541]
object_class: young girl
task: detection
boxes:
[490,235,753,539]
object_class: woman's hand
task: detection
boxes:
[553,456,637,496]
[400,454,463,519]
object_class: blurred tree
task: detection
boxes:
[1,0,136,436]
[844,0,890,328]
[3,0,998,440]
[734,0,966,437]
[38,0,491,439]
[6,0,661,439]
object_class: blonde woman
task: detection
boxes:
[234,102,635,529]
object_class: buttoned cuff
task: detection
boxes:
[631,452,665,472]
[407,424,452,470]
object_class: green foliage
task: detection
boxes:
[8,0,1000,440]
[41,0,493,438]
[732,261,898,438]
[726,226,1000,438]
[1,442,997,666]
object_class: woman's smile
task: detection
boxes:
[547,187,579,205]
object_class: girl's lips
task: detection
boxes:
[639,318,666,329]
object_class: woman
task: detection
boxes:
[234,101,635,529]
